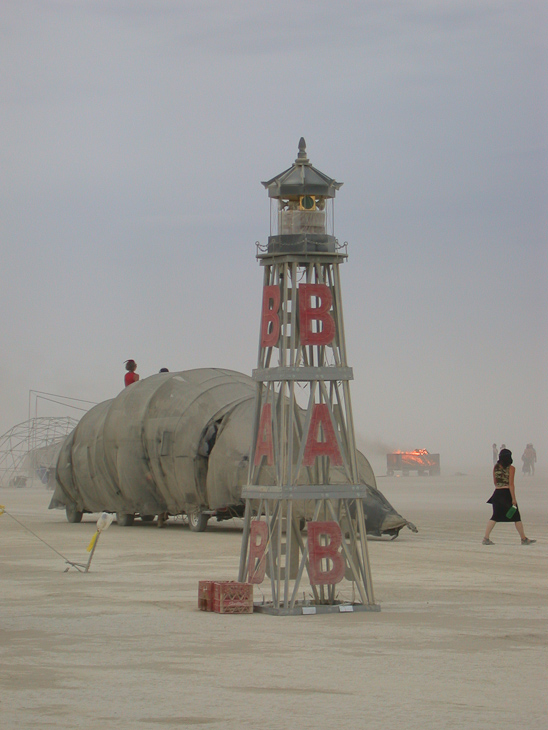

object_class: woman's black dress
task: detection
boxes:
[487,488,521,522]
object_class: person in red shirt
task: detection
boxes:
[124,360,140,387]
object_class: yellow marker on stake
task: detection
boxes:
[87,531,99,552]
[65,512,114,573]
[0,504,5,515]
[83,513,113,571]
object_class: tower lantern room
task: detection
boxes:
[263,137,341,251]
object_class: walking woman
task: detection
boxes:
[483,448,535,545]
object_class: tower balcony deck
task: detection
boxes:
[257,235,348,261]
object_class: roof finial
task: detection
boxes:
[296,137,309,164]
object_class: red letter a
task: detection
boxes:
[302,403,343,466]
[254,403,274,466]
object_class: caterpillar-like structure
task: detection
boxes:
[50,368,416,537]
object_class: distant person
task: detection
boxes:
[521,443,537,476]
[159,368,169,373]
[492,443,498,465]
[483,448,535,545]
[530,444,537,475]
[124,360,140,387]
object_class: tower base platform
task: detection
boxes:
[253,601,380,616]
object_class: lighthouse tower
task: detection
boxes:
[238,139,378,615]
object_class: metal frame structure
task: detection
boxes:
[238,140,378,615]
[0,416,80,488]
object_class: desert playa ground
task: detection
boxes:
[1,470,546,730]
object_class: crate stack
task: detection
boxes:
[198,581,253,614]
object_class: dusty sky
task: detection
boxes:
[1,0,546,473]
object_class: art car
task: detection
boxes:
[50,368,416,538]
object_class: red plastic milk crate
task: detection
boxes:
[198,580,215,611]
[212,581,253,614]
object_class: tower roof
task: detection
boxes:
[262,138,343,198]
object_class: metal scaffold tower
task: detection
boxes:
[238,139,379,615]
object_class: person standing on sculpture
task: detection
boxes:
[483,448,535,545]
[124,359,140,387]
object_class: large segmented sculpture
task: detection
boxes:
[50,368,415,537]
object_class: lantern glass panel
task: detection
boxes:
[270,198,334,237]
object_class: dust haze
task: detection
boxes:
[1,1,546,477]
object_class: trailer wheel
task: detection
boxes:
[140,515,155,522]
[188,510,209,532]
[116,512,135,527]
[66,506,83,523]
